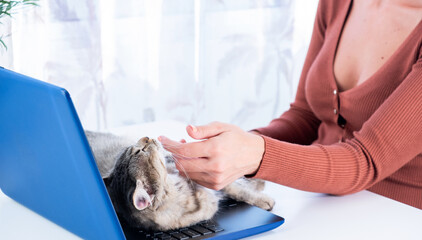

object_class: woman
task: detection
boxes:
[159,0,422,209]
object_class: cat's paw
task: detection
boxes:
[254,196,275,211]
[252,179,266,191]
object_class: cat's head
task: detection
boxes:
[105,137,168,220]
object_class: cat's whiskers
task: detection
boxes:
[168,155,190,178]
[167,155,196,190]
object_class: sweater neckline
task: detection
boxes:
[331,0,422,96]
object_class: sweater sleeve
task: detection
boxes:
[254,58,422,195]
[253,0,326,145]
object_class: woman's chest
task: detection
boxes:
[333,4,422,92]
[304,26,419,133]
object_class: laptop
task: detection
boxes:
[0,67,284,240]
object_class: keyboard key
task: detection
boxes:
[140,231,155,239]
[200,222,216,228]
[144,236,159,240]
[156,233,172,239]
[181,229,201,238]
[190,225,213,235]
[170,232,190,240]
[204,225,224,233]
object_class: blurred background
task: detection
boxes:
[0,0,318,131]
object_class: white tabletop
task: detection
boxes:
[1,120,421,240]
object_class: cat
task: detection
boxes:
[85,131,275,231]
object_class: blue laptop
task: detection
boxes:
[0,67,284,240]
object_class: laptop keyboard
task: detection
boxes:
[138,220,224,240]
[136,198,239,240]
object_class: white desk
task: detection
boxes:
[1,121,421,240]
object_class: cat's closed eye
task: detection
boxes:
[142,146,148,152]
[129,146,141,156]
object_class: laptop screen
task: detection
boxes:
[0,68,125,240]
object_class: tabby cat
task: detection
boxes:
[85,131,275,231]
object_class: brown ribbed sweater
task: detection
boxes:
[254,0,422,209]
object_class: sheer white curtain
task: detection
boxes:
[0,0,317,131]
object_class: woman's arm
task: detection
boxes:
[255,57,422,195]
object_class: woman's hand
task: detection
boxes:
[158,122,265,190]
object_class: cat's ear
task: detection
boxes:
[133,180,153,211]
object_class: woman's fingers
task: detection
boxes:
[158,135,214,174]
[159,135,212,159]
[179,171,226,190]
[182,171,241,191]
[186,122,234,140]
[174,156,211,173]
[158,135,179,146]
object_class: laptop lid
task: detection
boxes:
[0,68,125,240]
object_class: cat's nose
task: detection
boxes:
[138,137,150,145]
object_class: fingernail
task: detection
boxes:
[158,136,166,142]
[189,125,197,133]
